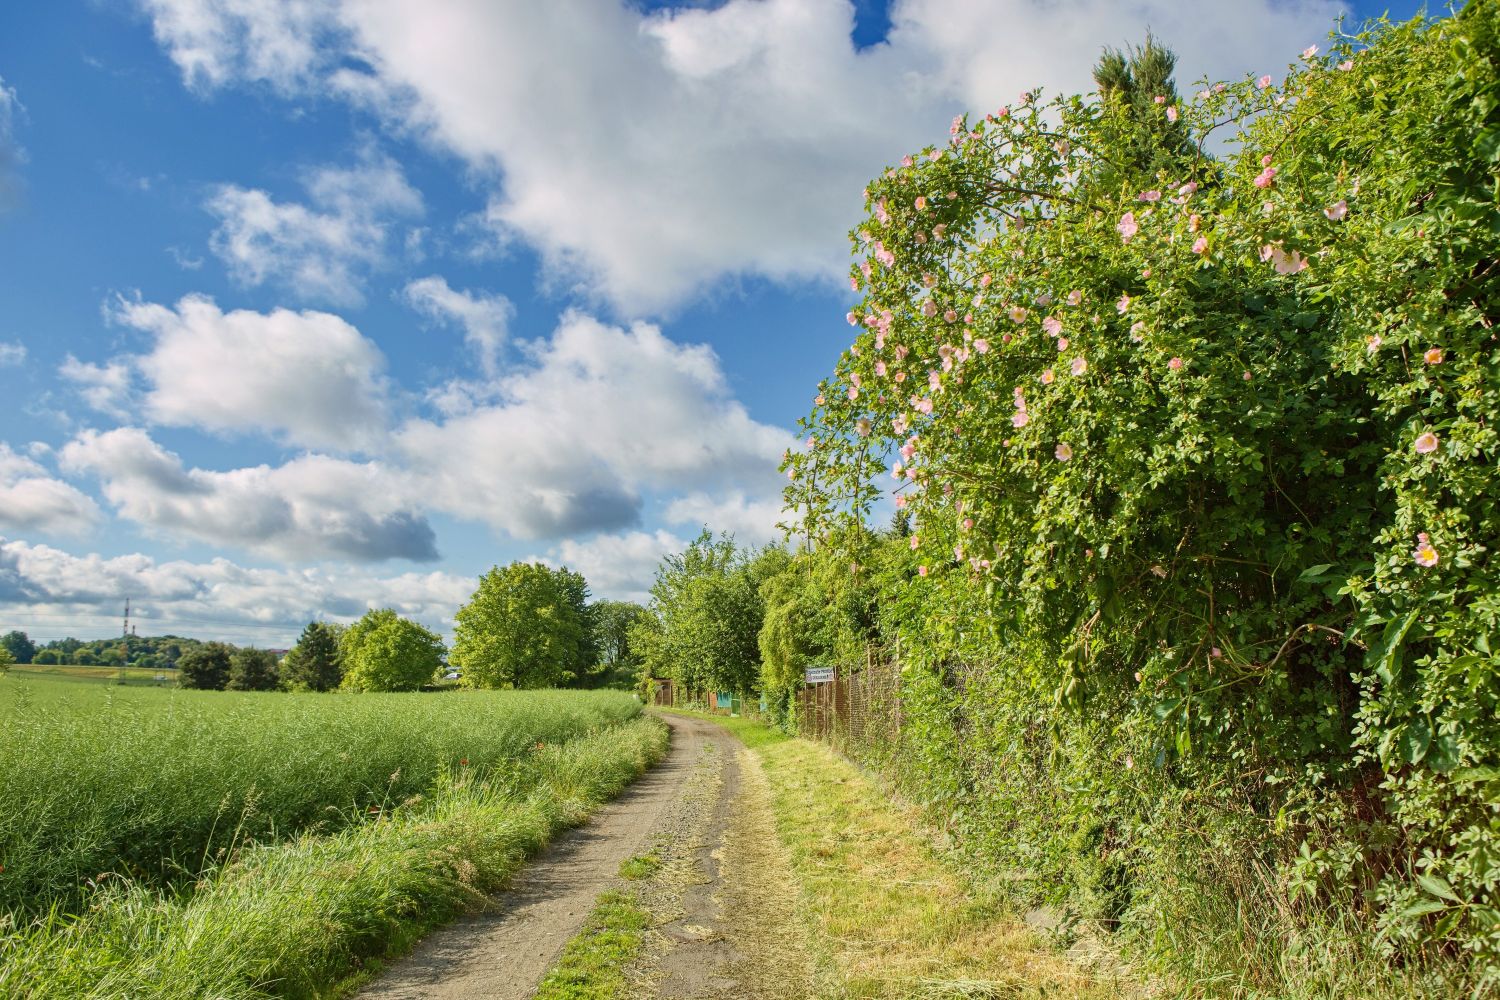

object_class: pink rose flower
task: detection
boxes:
[1117,212,1139,242]
[1424,348,1444,365]
[1055,442,1073,461]
[1070,357,1087,376]
[1324,200,1348,221]
[1168,357,1184,371]
[1414,534,1439,568]
[1414,432,1439,454]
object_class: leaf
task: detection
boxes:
[1417,872,1461,903]
[1400,898,1449,920]
[1298,563,1335,581]
[1400,717,1431,765]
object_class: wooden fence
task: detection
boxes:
[794,655,901,759]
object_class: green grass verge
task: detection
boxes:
[531,886,653,1000]
[0,675,642,914]
[652,707,789,748]
[0,716,669,1000]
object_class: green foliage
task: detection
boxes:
[225,648,279,692]
[340,609,445,693]
[177,642,233,691]
[1,631,36,665]
[278,622,343,692]
[783,7,1500,991]
[453,563,591,689]
[638,531,767,695]
[585,600,650,689]
[0,647,12,673]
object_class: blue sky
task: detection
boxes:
[0,0,1423,644]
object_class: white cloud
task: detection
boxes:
[110,294,390,451]
[0,444,102,538]
[0,536,472,643]
[136,0,1341,315]
[395,310,794,539]
[58,428,437,563]
[663,490,785,547]
[402,276,513,376]
[0,76,25,212]
[59,356,135,418]
[539,529,687,605]
[205,150,422,305]
[0,341,25,366]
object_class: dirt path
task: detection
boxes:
[357,713,733,1000]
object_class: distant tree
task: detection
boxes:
[1,631,36,664]
[640,531,765,695]
[1090,34,1194,187]
[585,600,650,689]
[340,609,444,693]
[72,650,99,666]
[177,642,234,690]
[226,648,280,691]
[453,562,589,689]
[280,621,344,691]
[31,648,59,665]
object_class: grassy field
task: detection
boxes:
[1,716,669,999]
[7,663,178,686]
[0,673,645,915]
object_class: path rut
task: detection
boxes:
[357,713,733,1000]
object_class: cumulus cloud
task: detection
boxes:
[0,444,102,538]
[59,356,135,418]
[538,529,687,604]
[205,149,422,305]
[395,311,794,539]
[137,0,1341,315]
[402,275,513,376]
[59,428,438,563]
[110,294,390,451]
[0,341,25,366]
[663,490,785,546]
[0,536,471,643]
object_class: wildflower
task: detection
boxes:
[1166,105,1178,122]
[1130,321,1146,341]
[916,397,934,414]
[1324,200,1348,221]
[1116,293,1131,314]
[1413,533,1439,568]
[901,154,914,168]
[849,275,860,291]
[1168,357,1184,371]
[1154,95,1166,104]
[1192,236,1208,255]
[806,435,817,449]
[944,309,958,323]
[1303,45,1319,59]
[856,418,872,437]
[932,223,947,238]
[1260,244,1275,262]
[1338,60,1354,71]
[815,394,825,405]
[1151,565,1167,578]
[974,339,990,354]
[1257,74,1273,89]
[894,494,907,509]
[847,311,858,326]
[1254,166,1277,188]
[1057,337,1070,351]
[918,565,929,577]
[1067,289,1083,306]
[1041,368,1055,384]
[1012,411,1030,428]
[962,518,974,531]
[848,385,859,400]
[1414,432,1439,454]
[1055,442,1073,461]
[892,461,904,479]
[1043,316,1063,336]
[1070,357,1087,376]
[1366,335,1382,354]
[1270,247,1309,274]
[980,272,993,287]
[1139,190,1161,203]
[1189,213,1201,232]
[1117,212,1140,242]
[910,534,921,550]
[1424,347,1444,365]
[922,299,938,317]
[1009,305,1029,323]
[1243,370,1252,381]
[875,361,887,376]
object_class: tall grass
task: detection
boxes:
[0,716,670,999]
[0,675,642,914]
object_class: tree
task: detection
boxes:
[226,648,280,691]
[31,648,59,665]
[585,600,650,689]
[0,646,13,674]
[280,621,344,691]
[452,562,588,689]
[340,609,445,693]
[1089,34,1194,188]
[1,631,36,664]
[640,532,765,695]
[177,642,234,690]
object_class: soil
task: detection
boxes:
[355,713,723,1000]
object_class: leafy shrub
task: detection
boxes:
[785,5,1500,992]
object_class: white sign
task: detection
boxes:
[804,666,835,684]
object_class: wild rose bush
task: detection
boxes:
[785,5,1499,987]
